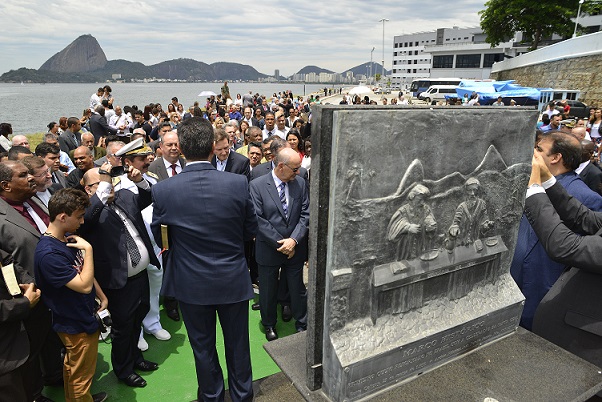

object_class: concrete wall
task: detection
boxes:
[490,32,602,106]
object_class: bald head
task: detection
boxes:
[581,140,595,163]
[572,127,587,141]
[273,147,301,183]
[81,132,95,149]
[11,135,30,149]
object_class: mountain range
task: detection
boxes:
[0,35,389,83]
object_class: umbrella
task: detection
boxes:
[198,90,217,97]
[348,85,372,95]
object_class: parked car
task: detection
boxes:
[418,85,457,104]
[541,100,590,119]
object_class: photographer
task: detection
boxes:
[34,188,108,402]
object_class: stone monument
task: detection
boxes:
[306,106,536,401]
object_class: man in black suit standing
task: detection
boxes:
[78,162,159,388]
[58,117,81,154]
[211,129,250,181]
[577,140,602,195]
[526,150,602,371]
[250,148,309,341]
[152,117,257,402]
[147,130,185,322]
[89,105,117,144]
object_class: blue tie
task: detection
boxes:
[278,182,288,218]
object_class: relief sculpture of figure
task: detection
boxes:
[387,184,437,260]
[448,178,494,246]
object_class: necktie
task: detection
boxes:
[278,182,288,218]
[23,201,48,233]
[110,205,141,266]
[171,164,178,176]
[268,131,272,136]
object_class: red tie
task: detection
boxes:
[171,164,178,176]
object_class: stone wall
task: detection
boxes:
[491,54,602,106]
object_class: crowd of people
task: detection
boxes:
[0,85,315,402]
[1,84,602,401]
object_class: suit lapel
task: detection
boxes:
[0,200,41,238]
[225,152,234,172]
[287,179,298,217]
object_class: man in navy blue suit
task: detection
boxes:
[151,117,257,402]
[250,147,309,341]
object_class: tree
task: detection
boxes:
[375,73,382,82]
[479,0,581,50]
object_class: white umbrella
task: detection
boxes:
[348,85,372,95]
[198,90,217,97]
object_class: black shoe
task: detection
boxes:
[92,392,108,402]
[166,308,180,321]
[251,302,260,311]
[296,326,307,333]
[282,305,292,322]
[34,396,54,402]
[265,327,278,341]
[121,373,147,387]
[136,360,159,371]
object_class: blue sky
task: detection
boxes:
[0,0,486,76]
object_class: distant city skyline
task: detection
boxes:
[0,0,486,76]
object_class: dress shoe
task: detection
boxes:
[166,308,180,321]
[251,302,261,311]
[296,326,307,333]
[149,328,171,341]
[138,336,148,351]
[265,327,278,341]
[282,305,292,322]
[92,392,108,402]
[121,373,147,387]
[136,360,159,371]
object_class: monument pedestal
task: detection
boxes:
[265,328,602,402]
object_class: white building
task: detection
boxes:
[391,27,527,88]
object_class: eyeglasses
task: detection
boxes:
[86,182,100,187]
[284,164,300,173]
[32,169,50,178]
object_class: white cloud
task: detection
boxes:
[0,0,486,76]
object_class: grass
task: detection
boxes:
[26,132,45,150]
[41,297,293,401]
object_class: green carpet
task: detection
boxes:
[42,297,295,401]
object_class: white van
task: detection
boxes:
[418,85,458,104]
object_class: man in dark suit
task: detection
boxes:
[250,148,309,341]
[0,161,62,399]
[58,117,81,154]
[510,131,602,330]
[152,117,257,402]
[0,250,41,402]
[147,130,185,322]
[89,105,117,144]
[577,140,602,195]
[148,131,186,181]
[35,142,67,190]
[211,129,250,180]
[77,163,159,388]
[526,150,602,370]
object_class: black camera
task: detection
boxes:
[110,165,129,177]
[95,303,113,333]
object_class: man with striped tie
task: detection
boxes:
[249,147,309,341]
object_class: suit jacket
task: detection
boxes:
[148,157,187,182]
[211,150,250,181]
[151,162,257,305]
[0,250,33,376]
[69,147,106,162]
[250,161,309,184]
[78,185,158,290]
[526,181,602,369]
[249,173,309,266]
[510,171,602,330]
[89,113,117,143]
[0,197,43,276]
[51,170,68,189]
[579,161,602,196]
[58,129,79,154]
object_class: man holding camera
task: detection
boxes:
[34,188,108,402]
[77,158,159,388]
